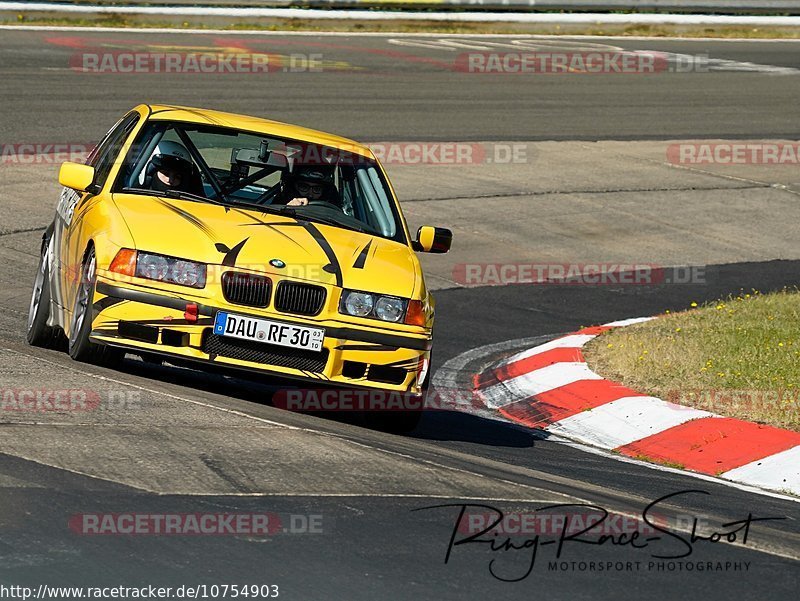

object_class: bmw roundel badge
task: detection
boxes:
[270,258,286,269]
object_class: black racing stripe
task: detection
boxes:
[326,328,430,351]
[234,209,308,250]
[95,283,214,316]
[220,237,249,267]
[156,199,217,240]
[353,240,371,269]
[381,357,422,369]
[335,344,398,352]
[96,283,431,351]
[302,222,343,287]
[383,363,417,372]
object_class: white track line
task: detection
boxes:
[4,4,800,26]
[1,347,300,430]
[603,316,656,327]
[1,346,572,500]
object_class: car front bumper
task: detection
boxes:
[89,277,431,394]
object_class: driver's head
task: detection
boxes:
[148,141,194,191]
[291,165,334,201]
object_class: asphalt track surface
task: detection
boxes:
[1,30,800,142]
[0,29,799,600]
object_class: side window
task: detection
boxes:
[87,112,140,191]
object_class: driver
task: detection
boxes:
[140,141,202,195]
[284,165,338,207]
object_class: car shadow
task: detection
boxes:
[105,258,800,447]
[412,409,542,447]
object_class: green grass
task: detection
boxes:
[583,289,800,431]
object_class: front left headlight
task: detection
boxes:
[339,289,408,323]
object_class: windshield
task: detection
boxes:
[112,120,406,243]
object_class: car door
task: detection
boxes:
[55,112,140,324]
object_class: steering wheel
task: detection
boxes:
[305,200,341,209]
[253,186,282,205]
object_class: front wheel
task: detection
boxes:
[68,247,120,365]
[26,233,56,347]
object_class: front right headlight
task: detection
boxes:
[110,249,207,289]
[136,252,206,289]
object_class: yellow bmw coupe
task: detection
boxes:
[27,104,451,431]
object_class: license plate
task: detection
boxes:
[213,312,324,352]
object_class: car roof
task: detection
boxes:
[144,104,374,159]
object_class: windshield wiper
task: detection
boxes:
[292,212,368,234]
[232,200,367,233]
[120,187,228,207]
[121,187,367,233]
[225,200,298,218]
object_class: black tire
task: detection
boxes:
[68,247,121,365]
[26,232,57,347]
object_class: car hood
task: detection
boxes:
[111,194,419,298]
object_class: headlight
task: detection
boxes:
[113,250,207,289]
[342,291,374,317]
[339,289,411,323]
[375,296,405,323]
[137,253,170,281]
[171,259,205,288]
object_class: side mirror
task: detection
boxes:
[59,162,95,192]
[415,226,452,254]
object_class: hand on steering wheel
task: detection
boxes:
[288,197,339,209]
